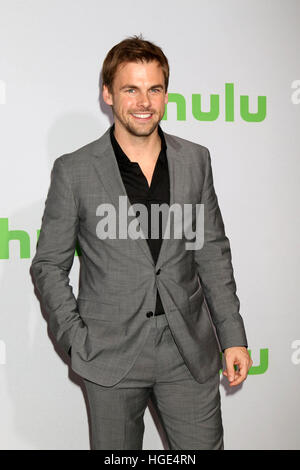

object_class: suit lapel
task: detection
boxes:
[155,133,186,269]
[90,127,186,268]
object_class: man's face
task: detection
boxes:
[103,60,168,137]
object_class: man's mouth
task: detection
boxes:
[131,113,153,120]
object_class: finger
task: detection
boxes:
[223,366,238,380]
[229,362,248,387]
[229,374,245,386]
[239,361,248,376]
[224,359,236,383]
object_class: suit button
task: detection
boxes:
[156,269,161,275]
[146,311,154,318]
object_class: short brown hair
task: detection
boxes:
[101,35,169,92]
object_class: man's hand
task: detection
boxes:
[223,346,253,387]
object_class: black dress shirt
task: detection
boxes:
[110,124,170,315]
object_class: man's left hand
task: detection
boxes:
[223,346,253,387]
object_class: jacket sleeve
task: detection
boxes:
[194,148,248,352]
[30,157,84,356]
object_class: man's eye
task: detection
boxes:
[127,89,135,93]
[151,88,160,93]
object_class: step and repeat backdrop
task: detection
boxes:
[0,0,299,450]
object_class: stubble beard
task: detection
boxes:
[112,107,162,137]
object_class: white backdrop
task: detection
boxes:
[0,0,299,450]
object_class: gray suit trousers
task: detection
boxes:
[82,314,224,450]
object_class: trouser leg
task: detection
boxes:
[83,379,152,450]
[151,371,224,450]
[82,326,157,450]
[151,315,224,450]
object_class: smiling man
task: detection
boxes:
[31,35,252,450]
[102,51,169,189]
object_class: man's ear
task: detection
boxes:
[164,91,168,105]
[102,85,113,106]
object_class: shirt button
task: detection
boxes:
[146,311,154,318]
[156,269,161,275]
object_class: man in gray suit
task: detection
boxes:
[31,35,252,450]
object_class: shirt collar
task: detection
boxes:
[110,123,167,167]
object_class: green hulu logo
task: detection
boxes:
[247,348,269,375]
[0,218,81,259]
[163,83,267,122]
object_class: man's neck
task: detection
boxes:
[113,122,161,163]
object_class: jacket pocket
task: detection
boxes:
[77,298,119,323]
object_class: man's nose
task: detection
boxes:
[137,91,151,107]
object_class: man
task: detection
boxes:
[30,35,252,450]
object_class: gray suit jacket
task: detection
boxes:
[30,126,248,387]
